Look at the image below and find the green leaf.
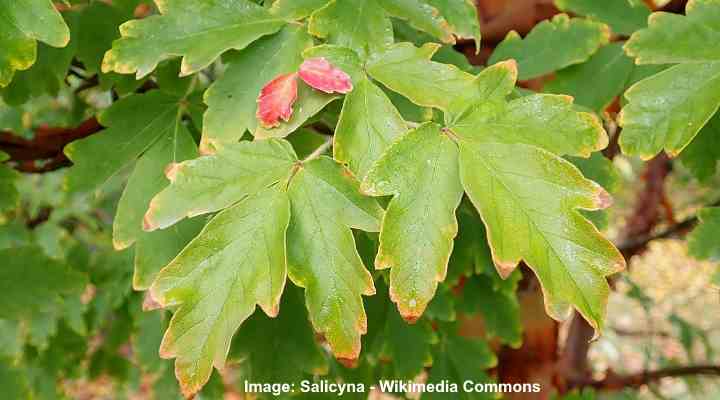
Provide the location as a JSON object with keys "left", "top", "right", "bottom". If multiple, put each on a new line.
{"left": 308, "top": 0, "right": 393, "bottom": 59}
{"left": 334, "top": 76, "right": 407, "bottom": 179}
{"left": 381, "top": 0, "right": 455, "bottom": 44}
{"left": 230, "top": 286, "right": 328, "bottom": 385}
{"left": 0, "top": 360, "right": 29, "bottom": 399}
{"left": 102, "top": 0, "right": 285, "bottom": 78}
{"left": 144, "top": 139, "right": 297, "bottom": 230}
{"left": 286, "top": 157, "right": 383, "bottom": 361}
{"left": 618, "top": 62, "right": 720, "bottom": 159}
{"left": 254, "top": 83, "right": 339, "bottom": 139}
{"left": 366, "top": 42, "right": 475, "bottom": 112}
{"left": 270, "top": 0, "right": 331, "bottom": 20}
{"left": 425, "top": 284, "right": 456, "bottom": 321}
{"left": 624, "top": 0, "right": 720, "bottom": 65}
{"left": 0, "top": 151, "right": 18, "bottom": 212}
{"left": 65, "top": 91, "right": 186, "bottom": 193}
{"left": 544, "top": 43, "right": 635, "bottom": 112}
{"left": 133, "top": 218, "right": 205, "bottom": 291}
{"left": 74, "top": 2, "right": 130, "bottom": 74}
{"left": 688, "top": 207, "right": 720, "bottom": 261}
{"left": 0, "top": 0, "right": 70, "bottom": 86}
{"left": 488, "top": 14, "right": 610, "bottom": 80}
{"left": 362, "top": 123, "right": 463, "bottom": 320}
{"left": 554, "top": 0, "right": 650, "bottom": 36}
{"left": 459, "top": 140, "right": 625, "bottom": 332}
{"left": 426, "top": 0, "right": 481, "bottom": 45}
{"left": 131, "top": 303, "right": 166, "bottom": 374}
{"left": 461, "top": 275, "right": 522, "bottom": 347}
{"left": 113, "top": 113, "right": 198, "bottom": 249}
{"left": 425, "top": 331, "right": 496, "bottom": 400}
{"left": 450, "top": 93, "right": 608, "bottom": 157}
{"left": 0, "top": 320, "right": 22, "bottom": 360}
{"left": 1, "top": 34, "right": 77, "bottom": 106}
{"left": 150, "top": 187, "right": 290, "bottom": 396}
{"left": 680, "top": 112, "right": 720, "bottom": 182}
{"left": 0, "top": 246, "right": 87, "bottom": 320}
{"left": 381, "top": 307, "right": 436, "bottom": 378}
{"left": 202, "top": 26, "right": 313, "bottom": 150}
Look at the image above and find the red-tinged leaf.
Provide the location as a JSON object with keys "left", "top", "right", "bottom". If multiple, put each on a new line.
{"left": 299, "top": 57, "right": 353, "bottom": 94}
{"left": 256, "top": 72, "right": 299, "bottom": 128}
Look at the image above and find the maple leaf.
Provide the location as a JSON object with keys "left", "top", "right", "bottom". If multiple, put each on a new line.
{"left": 489, "top": 14, "right": 610, "bottom": 80}
{"left": 256, "top": 72, "right": 299, "bottom": 128}
{"left": 364, "top": 46, "right": 623, "bottom": 332}
{"left": 298, "top": 57, "right": 353, "bottom": 93}
{"left": 144, "top": 139, "right": 382, "bottom": 380}
{"left": 620, "top": 0, "right": 720, "bottom": 159}
{"left": 362, "top": 123, "right": 463, "bottom": 321}
{"left": 0, "top": 0, "right": 70, "bottom": 86}
{"left": 458, "top": 140, "right": 623, "bottom": 331}
{"left": 102, "top": 0, "right": 285, "bottom": 78}
{"left": 151, "top": 186, "right": 290, "bottom": 396}
{"left": 286, "top": 156, "right": 383, "bottom": 361}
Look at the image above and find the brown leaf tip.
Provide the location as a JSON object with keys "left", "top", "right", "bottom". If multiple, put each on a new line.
{"left": 164, "top": 162, "right": 182, "bottom": 182}
{"left": 594, "top": 187, "right": 613, "bottom": 209}
{"left": 494, "top": 260, "right": 517, "bottom": 279}
{"left": 143, "top": 212, "right": 157, "bottom": 232}
{"left": 336, "top": 357, "right": 359, "bottom": 368}
{"left": 142, "top": 291, "right": 162, "bottom": 311}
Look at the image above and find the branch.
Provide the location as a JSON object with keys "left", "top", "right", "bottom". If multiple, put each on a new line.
{"left": 583, "top": 365, "right": 720, "bottom": 391}
{"left": 617, "top": 197, "right": 720, "bottom": 255}
{"left": 1, "top": 117, "right": 102, "bottom": 173}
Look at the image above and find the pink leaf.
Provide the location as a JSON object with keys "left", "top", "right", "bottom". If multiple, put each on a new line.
{"left": 299, "top": 57, "right": 353, "bottom": 94}
{"left": 256, "top": 72, "right": 299, "bottom": 128}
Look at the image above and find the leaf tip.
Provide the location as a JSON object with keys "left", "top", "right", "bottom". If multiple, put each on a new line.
{"left": 495, "top": 260, "right": 517, "bottom": 279}
{"left": 142, "top": 292, "right": 162, "bottom": 311}
{"left": 164, "top": 162, "right": 183, "bottom": 182}
{"left": 143, "top": 211, "right": 158, "bottom": 232}
{"left": 497, "top": 59, "right": 518, "bottom": 80}
{"left": 593, "top": 187, "right": 613, "bottom": 209}
{"left": 336, "top": 357, "right": 359, "bottom": 368}
{"left": 198, "top": 137, "right": 217, "bottom": 155}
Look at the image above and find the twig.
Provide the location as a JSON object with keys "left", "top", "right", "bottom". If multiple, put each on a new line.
{"left": 302, "top": 136, "right": 333, "bottom": 163}
{"left": 582, "top": 365, "right": 720, "bottom": 391}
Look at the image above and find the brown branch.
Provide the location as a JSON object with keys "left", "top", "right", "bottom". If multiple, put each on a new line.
{"left": 1, "top": 117, "right": 103, "bottom": 173}
{"left": 583, "top": 365, "right": 720, "bottom": 391}
{"left": 618, "top": 197, "right": 720, "bottom": 254}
